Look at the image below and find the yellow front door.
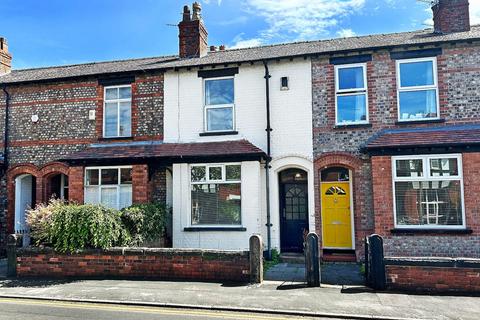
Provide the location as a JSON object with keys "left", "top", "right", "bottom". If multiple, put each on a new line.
{"left": 321, "top": 182, "right": 352, "bottom": 249}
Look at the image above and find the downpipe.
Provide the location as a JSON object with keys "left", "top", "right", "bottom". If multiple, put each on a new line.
{"left": 263, "top": 61, "right": 272, "bottom": 260}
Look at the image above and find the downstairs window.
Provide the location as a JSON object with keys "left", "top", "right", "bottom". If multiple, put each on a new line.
{"left": 392, "top": 155, "right": 465, "bottom": 229}
{"left": 190, "top": 164, "right": 241, "bottom": 225}
{"left": 84, "top": 166, "right": 132, "bottom": 210}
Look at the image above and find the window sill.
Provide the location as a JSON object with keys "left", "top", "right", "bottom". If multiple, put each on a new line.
{"left": 390, "top": 228, "right": 472, "bottom": 235}
{"left": 395, "top": 118, "right": 445, "bottom": 125}
{"left": 98, "top": 136, "right": 134, "bottom": 141}
{"left": 199, "top": 131, "right": 238, "bottom": 137}
{"left": 183, "top": 227, "right": 247, "bottom": 232}
{"left": 334, "top": 123, "right": 372, "bottom": 130}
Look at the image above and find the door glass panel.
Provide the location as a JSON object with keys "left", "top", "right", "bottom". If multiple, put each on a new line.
{"left": 321, "top": 167, "right": 349, "bottom": 182}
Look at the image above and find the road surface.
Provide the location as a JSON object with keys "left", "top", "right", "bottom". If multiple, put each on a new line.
{"left": 0, "top": 297, "right": 333, "bottom": 320}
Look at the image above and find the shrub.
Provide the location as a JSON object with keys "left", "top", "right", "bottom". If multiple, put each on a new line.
{"left": 121, "top": 202, "right": 168, "bottom": 245}
{"left": 27, "top": 201, "right": 130, "bottom": 253}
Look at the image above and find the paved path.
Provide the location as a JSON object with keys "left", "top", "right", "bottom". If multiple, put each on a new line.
{"left": 265, "top": 262, "right": 364, "bottom": 286}
{"left": 0, "top": 279, "right": 478, "bottom": 320}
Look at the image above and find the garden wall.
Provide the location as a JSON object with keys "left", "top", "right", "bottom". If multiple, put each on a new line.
{"left": 385, "top": 257, "right": 480, "bottom": 293}
{"left": 15, "top": 247, "right": 251, "bottom": 282}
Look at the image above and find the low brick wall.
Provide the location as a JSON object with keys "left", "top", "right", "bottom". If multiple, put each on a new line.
{"left": 16, "top": 247, "right": 251, "bottom": 282}
{"left": 385, "top": 257, "right": 480, "bottom": 293}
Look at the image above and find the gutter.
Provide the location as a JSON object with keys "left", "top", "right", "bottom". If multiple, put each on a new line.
{"left": 1, "top": 84, "right": 9, "bottom": 171}
{"left": 263, "top": 61, "right": 272, "bottom": 260}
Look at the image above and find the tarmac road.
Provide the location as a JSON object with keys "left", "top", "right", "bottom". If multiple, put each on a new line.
{"left": 0, "top": 297, "right": 337, "bottom": 320}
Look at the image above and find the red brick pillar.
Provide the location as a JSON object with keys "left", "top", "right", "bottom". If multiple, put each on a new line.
{"left": 68, "top": 166, "right": 84, "bottom": 204}
{"left": 132, "top": 164, "right": 149, "bottom": 203}
{"left": 371, "top": 156, "right": 393, "bottom": 235}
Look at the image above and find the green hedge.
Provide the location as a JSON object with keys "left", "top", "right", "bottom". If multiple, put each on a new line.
{"left": 27, "top": 200, "right": 169, "bottom": 253}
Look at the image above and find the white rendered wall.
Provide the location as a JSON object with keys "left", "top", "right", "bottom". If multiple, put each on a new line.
{"left": 165, "top": 59, "right": 314, "bottom": 251}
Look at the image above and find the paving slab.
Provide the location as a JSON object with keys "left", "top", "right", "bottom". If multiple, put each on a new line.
{"left": 0, "top": 278, "right": 478, "bottom": 320}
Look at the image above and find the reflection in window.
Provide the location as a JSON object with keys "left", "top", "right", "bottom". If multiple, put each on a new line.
{"left": 335, "top": 64, "right": 368, "bottom": 125}
{"left": 84, "top": 167, "right": 132, "bottom": 210}
{"left": 104, "top": 86, "right": 132, "bottom": 137}
{"left": 205, "top": 78, "right": 234, "bottom": 132}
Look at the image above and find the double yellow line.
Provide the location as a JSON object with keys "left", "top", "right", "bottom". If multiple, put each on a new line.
{"left": 0, "top": 298, "right": 308, "bottom": 320}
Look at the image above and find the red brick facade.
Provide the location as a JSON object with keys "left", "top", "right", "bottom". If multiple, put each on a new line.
{"left": 16, "top": 248, "right": 250, "bottom": 282}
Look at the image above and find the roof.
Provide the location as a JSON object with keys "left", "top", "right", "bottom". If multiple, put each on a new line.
{"left": 365, "top": 124, "right": 480, "bottom": 153}
{"left": 2, "top": 25, "right": 480, "bottom": 84}
{"left": 60, "top": 140, "right": 266, "bottom": 165}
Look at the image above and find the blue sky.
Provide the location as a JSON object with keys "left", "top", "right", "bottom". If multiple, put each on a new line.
{"left": 1, "top": 0, "right": 479, "bottom": 69}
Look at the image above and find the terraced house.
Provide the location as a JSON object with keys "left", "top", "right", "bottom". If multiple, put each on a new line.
{"left": 0, "top": 0, "right": 479, "bottom": 264}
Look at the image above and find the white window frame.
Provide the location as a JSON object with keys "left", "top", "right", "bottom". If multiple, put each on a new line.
{"left": 84, "top": 166, "right": 133, "bottom": 210}
{"left": 203, "top": 77, "right": 236, "bottom": 133}
{"left": 396, "top": 57, "right": 440, "bottom": 122}
{"left": 334, "top": 63, "right": 369, "bottom": 126}
{"left": 189, "top": 163, "right": 242, "bottom": 227}
{"left": 103, "top": 85, "right": 132, "bottom": 138}
{"left": 392, "top": 154, "right": 466, "bottom": 230}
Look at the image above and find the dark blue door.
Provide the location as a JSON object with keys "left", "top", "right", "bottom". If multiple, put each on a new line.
{"left": 280, "top": 182, "right": 309, "bottom": 252}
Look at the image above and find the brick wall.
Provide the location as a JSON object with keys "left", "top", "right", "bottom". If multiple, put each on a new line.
{"left": 385, "top": 256, "right": 480, "bottom": 293}
{"left": 16, "top": 247, "right": 250, "bottom": 282}
{"left": 311, "top": 42, "right": 480, "bottom": 259}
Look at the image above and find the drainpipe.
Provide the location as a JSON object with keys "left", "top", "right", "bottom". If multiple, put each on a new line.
{"left": 263, "top": 61, "right": 272, "bottom": 260}
{"left": 1, "top": 85, "right": 9, "bottom": 171}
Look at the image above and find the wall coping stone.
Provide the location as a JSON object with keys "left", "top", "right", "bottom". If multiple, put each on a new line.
{"left": 385, "top": 256, "right": 480, "bottom": 269}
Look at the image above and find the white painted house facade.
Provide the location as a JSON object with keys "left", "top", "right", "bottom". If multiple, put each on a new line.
{"left": 164, "top": 59, "right": 314, "bottom": 251}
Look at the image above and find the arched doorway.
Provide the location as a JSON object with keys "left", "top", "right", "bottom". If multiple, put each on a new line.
{"left": 279, "top": 168, "right": 309, "bottom": 252}
{"left": 14, "top": 174, "right": 36, "bottom": 246}
{"left": 320, "top": 167, "right": 354, "bottom": 250}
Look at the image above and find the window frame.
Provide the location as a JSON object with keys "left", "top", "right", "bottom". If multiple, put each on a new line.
{"left": 396, "top": 57, "right": 440, "bottom": 122}
{"left": 334, "top": 63, "right": 369, "bottom": 126}
{"left": 391, "top": 154, "right": 466, "bottom": 230}
{"left": 203, "top": 76, "right": 236, "bottom": 133}
{"left": 103, "top": 84, "right": 132, "bottom": 138}
{"left": 189, "top": 163, "right": 242, "bottom": 227}
{"left": 84, "top": 165, "right": 133, "bottom": 210}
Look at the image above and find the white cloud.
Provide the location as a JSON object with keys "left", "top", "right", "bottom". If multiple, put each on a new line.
{"left": 231, "top": 0, "right": 365, "bottom": 47}
{"left": 231, "top": 33, "right": 264, "bottom": 49}
{"left": 202, "top": 0, "right": 223, "bottom": 5}
{"left": 337, "top": 28, "right": 356, "bottom": 38}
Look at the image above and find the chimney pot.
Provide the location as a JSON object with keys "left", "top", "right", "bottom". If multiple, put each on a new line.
{"left": 219, "top": 45, "right": 226, "bottom": 51}
{"left": 210, "top": 45, "right": 217, "bottom": 52}
{"left": 192, "top": 2, "right": 202, "bottom": 21}
{"left": 182, "top": 5, "right": 191, "bottom": 22}
{"left": 0, "top": 37, "right": 12, "bottom": 75}
{"left": 432, "top": 0, "right": 470, "bottom": 34}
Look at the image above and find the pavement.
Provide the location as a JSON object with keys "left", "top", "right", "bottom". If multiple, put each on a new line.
{"left": 0, "top": 278, "right": 478, "bottom": 320}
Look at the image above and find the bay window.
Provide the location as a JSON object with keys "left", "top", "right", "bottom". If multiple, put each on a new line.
{"left": 204, "top": 78, "right": 235, "bottom": 132}
{"left": 84, "top": 166, "right": 132, "bottom": 210}
{"left": 335, "top": 63, "right": 368, "bottom": 125}
{"left": 396, "top": 57, "right": 439, "bottom": 121}
{"left": 392, "top": 155, "right": 465, "bottom": 229}
{"left": 104, "top": 85, "right": 132, "bottom": 138}
{"left": 190, "top": 164, "right": 241, "bottom": 225}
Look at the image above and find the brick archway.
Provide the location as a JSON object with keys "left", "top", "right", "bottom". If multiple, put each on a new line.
{"left": 314, "top": 152, "right": 371, "bottom": 260}
{"left": 6, "top": 162, "right": 71, "bottom": 234}
{"left": 39, "top": 162, "right": 71, "bottom": 202}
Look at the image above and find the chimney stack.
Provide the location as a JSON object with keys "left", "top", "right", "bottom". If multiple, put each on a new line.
{"left": 432, "top": 0, "right": 470, "bottom": 34}
{"left": 178, "top": 2, "right": 208, "bottom": 59}
{"left": 0, "top": 37, "right": 12, "bottom": 75}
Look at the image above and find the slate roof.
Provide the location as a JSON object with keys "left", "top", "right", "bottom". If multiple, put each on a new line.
{"left": 2, "top": 25, "right": 480, "bottom": 84}
{"left": 365, "top": 124, "right": 480, "bottom": 151}
{"left": 60, "top": 140, "right": 266, "bottom": 164}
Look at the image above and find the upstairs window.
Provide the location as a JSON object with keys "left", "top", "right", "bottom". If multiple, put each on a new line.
{"left": 104, "top": 85, "right": 132, "bottom": 138}
{"left": 204, "top": 78, "right": 234, "bottom": 132}
{"left": 335, "top": 64, "right": 368, "bottom": 125}
{"left": 190, "top": 164, "right": 241, "bottom": 225}
{"left": 397, "top": 58, "right": 439, "bottom": 121}
{"left": 392, "top": 155, "right": 465, "bottom": 229}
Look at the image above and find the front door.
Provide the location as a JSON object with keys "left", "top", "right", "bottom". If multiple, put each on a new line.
{"left": 321, "top": 182, "right": 352, "bottom": 249}
{"left": 280, "top": 181, "right": 309, "bottom": 252}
